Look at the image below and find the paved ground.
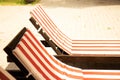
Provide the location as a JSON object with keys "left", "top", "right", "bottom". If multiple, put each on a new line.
{"left": 41, "top": 0, "right": 120, "bottom": 8}
{"left": 0, "top": 0, "right": 120, "bottom": 68}
{"left": 0, "top": 5, "right": 33, "bottom": 68}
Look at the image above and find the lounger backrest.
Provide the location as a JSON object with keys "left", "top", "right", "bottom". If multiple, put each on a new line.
{"left": 12, "top": 28, "right": 83, "bottom": 80}
{"left": 30, "top": 5, "right": 72, "bottom": 54}
{"left": 0, "top": 66, "right": 16, "bottom": 80}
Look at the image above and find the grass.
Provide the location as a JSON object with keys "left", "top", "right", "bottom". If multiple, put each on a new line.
{"left": 0, "top": 0, "right": 40, "bottom": 5}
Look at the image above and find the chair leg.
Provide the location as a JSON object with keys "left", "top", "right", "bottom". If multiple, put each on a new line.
{"left": 29, "top": 17, "right": 40, "bottom": 30}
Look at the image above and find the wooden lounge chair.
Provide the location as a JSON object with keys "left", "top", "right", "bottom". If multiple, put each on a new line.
{"left": 30, "top": 5, "right": 120, "bottom": 56}
{"left": 3, "top": 27, "right": 120, "bottom": 80}
{"left": 0, "top": 66, "right": 16, "bottom": 80}
{"left": 5, "top": 28, "right": 120, "bottom": 70}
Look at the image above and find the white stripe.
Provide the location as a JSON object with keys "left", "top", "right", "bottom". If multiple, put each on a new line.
{"left": 37, "top": 5, "right": 72, "bottom": 43}
{"left": 35, "top": 7, "right": 71, "bottom": 53}
{"left": 13, "top": 46, "right": 45, "bottom": 80}
{"left": 72, "top": 47, "right": 120, "bottom": 50}
{"left": 83, "top": 70, "right": 120, "bottom": 73}
{"left": 71, "top": 50, "right": 120, "bottom": 57}
{"left": 26, "top": 31, "right": 67, "bottom": 79}
{"left": 36, "top": 6, "right": 72, "bottom": 46}
{"left": 72, "top": 40, "right": 120, "bottom": 44}
{"left": 84, "top": 74, "right": 120, "bottom": 79}
{"left": 26, "top": 30, "right": 83, "bottom": 79}
{"left": 23, "top": 33, "right": 57, "bottom": 80}
{"left": 72, "top": 43, "right": 120, "bottom": 46}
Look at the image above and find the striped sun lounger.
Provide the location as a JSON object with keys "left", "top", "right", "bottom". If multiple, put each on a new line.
{"left": 0, "top": 66, "right": 16, "bottom": 80}
{"left": 4, "top": 27, "right": 120, "bottom": 80}
{"left": 30, "top": 5, "right": 120, "bottom": 56}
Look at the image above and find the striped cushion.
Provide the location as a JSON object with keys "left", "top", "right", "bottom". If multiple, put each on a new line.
{"left": 0, "top": 66, "right": 16, "bottom": 80}
{"left": 71, "top": 40, "right": 120, "bottom": 56}
{"left": 13, "top": 29, "right": 83, "bottom": 80}
{"left": 83, "top": 70, "right": 120, "bottom": 80}
{"left": 30, "top": 5, "right": 72, "bottom": 54}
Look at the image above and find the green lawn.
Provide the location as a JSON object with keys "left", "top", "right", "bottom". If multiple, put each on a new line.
{"left": 0, "top": 0, "right": 39, "bottom": 5}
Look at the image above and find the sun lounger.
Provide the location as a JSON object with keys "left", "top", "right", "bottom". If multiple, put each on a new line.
{"left": 5, "top": 27, "right": 120, "bottom": 69}
{"left": 30, "top": 5, "right": 120, "bottom": 56}
{"left": 3, "top": 27, "right": 120, "bottom": 80}
{"left": 0, "top": 66, "right": 16, "bottom": 80}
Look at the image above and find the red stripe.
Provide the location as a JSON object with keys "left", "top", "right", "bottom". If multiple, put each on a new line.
{"left": 38, "top": 5, "right": 71, "bottom": 42}
{"left": 23, "top": 33, "right": 62, "bottom": 80}
{"left": 37, "top": 6, "right": 72, "bottom": 47}
{"left": 32, "top": 9, "right": 53, "bottom": 39}
{"left": 37, "top": 6, "right": 71, "bottom": 46}
{"left": 32, "top": 9, "right": 71, "bottom": 54}
{"left": 35, "top": 8, "right": 58, "bottom": 38}
{"left": 33, "top": 6, "right": 71, "bottom": 53}
{"left": 33, "top": 9, "right": 58, "bottom": 44}
{"left": 36, "top": 7, "right": 72, "bottom": 48}
{"left": 33, "top": 9, "right": 54, "bottom": 39}
{"left": 27, "top": 29, "right": 66, "bottom": 65}
{"left": 27, "top": 29, "right": 64, "bottom": 67}
{"left": 27, "top": 30, "right": 48, "bottom": 55}
{"left": 0, "top": 71, "right": 9, "bottom": 80}
{"left": 27, "top": 30, "right": 83, "bottom": 79}
{"left": 17, "top": 44, "right": 49, "bottom": 80}
{"left": 33, "top": 9, "right": 62, "bottom": 46}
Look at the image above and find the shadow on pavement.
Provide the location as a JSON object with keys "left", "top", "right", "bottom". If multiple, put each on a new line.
{"left": 41, "top": 0, "right": 120, "bottom": 8}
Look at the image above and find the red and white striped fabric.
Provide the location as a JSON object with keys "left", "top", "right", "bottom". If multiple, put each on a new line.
{"left": 13, "top": 29, "right": 83, "bottom": 80}
{"left": 12, "top": 28, "right": 120, "bottom": 80}
{"left": 30, "top": 5, "right": 72, "bottom": 54}
{"left": 83, "top": 70, "right": 120, "bottom": 80}
{"left": 0, "top": 66, "right": 16, "bottom": 80}
{"left": 30, "top": 5, "right": 120, "bottom": 56}
{"left": 71, "top": 40, "right": 120, "bottom": 56}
